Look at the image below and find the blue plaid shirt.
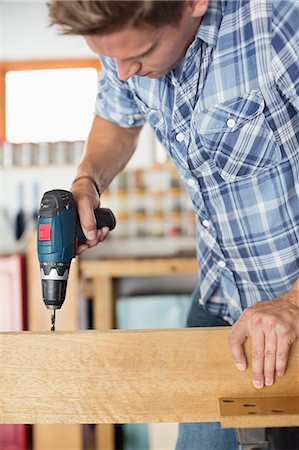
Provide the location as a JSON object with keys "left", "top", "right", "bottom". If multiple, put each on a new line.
{"left": 95, "top": 0, "right": 299, "bottom": 323}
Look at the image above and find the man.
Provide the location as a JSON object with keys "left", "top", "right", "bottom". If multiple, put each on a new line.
{"left": 49, "top": 1, "right": 299, "bottom": 448}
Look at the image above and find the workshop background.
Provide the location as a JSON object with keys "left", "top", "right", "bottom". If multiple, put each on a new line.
{"left": 0, "top": 2, "right": 197, "bottom": 450}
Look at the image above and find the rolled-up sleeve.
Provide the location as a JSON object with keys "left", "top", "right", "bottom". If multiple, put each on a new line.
{"left": 95, "top": 56, "right": 146, "bottom": 128}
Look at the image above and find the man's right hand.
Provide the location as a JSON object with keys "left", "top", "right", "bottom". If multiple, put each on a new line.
{"left": 71, "top": 175, "right": 110, "bottom": 254}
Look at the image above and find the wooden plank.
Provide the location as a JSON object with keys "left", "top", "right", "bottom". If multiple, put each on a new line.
{"left": 219, "top": 396, "right": 299, "bottom": 428}
{"left": 1, "top": 328, "right": 298, "bottom": 428}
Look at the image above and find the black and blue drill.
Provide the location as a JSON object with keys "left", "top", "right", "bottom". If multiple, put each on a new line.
{"left": 37, "top": 189, "right": 116, "bottom": 331}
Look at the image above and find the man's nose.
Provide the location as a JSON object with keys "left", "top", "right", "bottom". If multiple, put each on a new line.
{"left": 116, "top": 60, "right": 141, "bottom": 80}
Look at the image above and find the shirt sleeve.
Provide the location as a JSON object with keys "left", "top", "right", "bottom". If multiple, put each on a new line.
{"left": 271, "top": 1, "right": 299, "bottom": 111}
{"left": 95, "top": 56, "right": 146, "bottom": 128}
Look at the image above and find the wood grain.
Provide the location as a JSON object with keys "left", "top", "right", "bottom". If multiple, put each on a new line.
{"left": 1, "top": 328, "right": 298, "bottom": 428}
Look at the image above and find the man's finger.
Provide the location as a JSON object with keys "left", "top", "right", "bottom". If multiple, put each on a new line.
{"left": 76, "top": 199, "right": 97, "bottom": 241}
{"left": 98, "top": 226, "right": 110, "bottom": 242}
{"left": 251, "top": 327, "right": 265, "bottom": 389}
{"left": 263, "top": 331, "right": 277, "bottom": 386}
{"left": 228, "top": 321, "right": 248, "bottom": 371}
{"left": 76, "top": 244, "right": 89, "bottom": 255}
{"left": 275, "top": 338, "right": 290, "bottom": 377}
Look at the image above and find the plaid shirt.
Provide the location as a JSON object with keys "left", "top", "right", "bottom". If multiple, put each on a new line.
{"left": 95, "top": 0, "right": 299, "bottom": 323}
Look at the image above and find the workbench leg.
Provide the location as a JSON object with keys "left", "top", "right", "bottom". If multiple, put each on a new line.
{"left": 33, "top": 424, "right": 81, "bottom": 450}
{"left": 93, "top": 275, "right": 114, "bottom": 330}
{"left": 93, "top": 275, "right": 115, "bottom": 450}
{"left": 95, "top": 424, "right": 114, "bottom": 450}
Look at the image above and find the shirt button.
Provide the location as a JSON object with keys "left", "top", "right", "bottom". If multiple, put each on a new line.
{"left": 202, "top": 219, "right": 210, "bottom": 228}
{"left": 227, "top": 118, "right": 236, "bottom": 128}
{"left": 127, "top": 117, "right": 134, "bottom": 126}
{"left": 176, "top": 133, "right": 184, "bottom": 142}
{"left": 187, "top": 178, "right": 196, "bottom": 187}
{"left": 218, "top": 260, "right": 226, "bottom": 268}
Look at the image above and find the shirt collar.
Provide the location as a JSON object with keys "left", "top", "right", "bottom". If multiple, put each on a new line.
{"left": 193, "top": 0, "right": 226, "bottom": 49}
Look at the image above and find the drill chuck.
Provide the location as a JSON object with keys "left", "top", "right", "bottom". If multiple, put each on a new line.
{"left": 40, "top": 262, "right": 70, "bottom": 309}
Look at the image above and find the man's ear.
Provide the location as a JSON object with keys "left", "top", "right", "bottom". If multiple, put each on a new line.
{"left": 187, "top": 0, "right": 209, "bottom": 18}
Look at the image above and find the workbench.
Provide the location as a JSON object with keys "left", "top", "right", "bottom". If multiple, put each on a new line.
{"left": 21, "top": 232, "right": 299, "bottom": 450}
{"left": 26, "top": 230, "right": 198, "bottom": 450}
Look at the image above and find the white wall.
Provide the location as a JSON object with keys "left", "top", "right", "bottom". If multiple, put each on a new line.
{"left": 0, "top": 1, "right": 94, "bottom": 60}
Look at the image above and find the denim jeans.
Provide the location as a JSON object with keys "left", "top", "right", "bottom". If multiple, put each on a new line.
{"left": 175, "top": 286, "right": 238, "bottom": 450}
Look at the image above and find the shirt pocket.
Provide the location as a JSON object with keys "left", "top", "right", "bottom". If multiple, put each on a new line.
{"left": 132, "top": 93, "right": 165, "bottom": 143}
{"left": 194, "top": 90, "right": 281, "bottom": 182}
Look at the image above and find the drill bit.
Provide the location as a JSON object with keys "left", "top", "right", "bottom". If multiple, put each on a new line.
{"left": 51, "top": 309, "right": 56, "bottom": 331}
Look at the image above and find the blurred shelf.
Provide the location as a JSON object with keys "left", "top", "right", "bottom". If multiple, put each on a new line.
{"left": 80, "top": 236, "right": 196, "bottom": 260}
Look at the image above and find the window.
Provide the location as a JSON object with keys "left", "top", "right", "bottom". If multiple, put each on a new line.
{"left": 6, "top": 68, "right": 98, "bottom": 143}
{"left": 0, "top": 59, "right": 100, "bottom": 142}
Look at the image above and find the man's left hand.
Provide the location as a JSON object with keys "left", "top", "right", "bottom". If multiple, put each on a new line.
{"left": 228, "top": 280, "right": 299, "bottom": 389}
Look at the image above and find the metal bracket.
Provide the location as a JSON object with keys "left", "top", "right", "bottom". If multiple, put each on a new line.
{"left": 235, "top": 428, "right": 269, "bottom": 450}
{"left": 219, "top": 396, "right": 299, "bottom": 429}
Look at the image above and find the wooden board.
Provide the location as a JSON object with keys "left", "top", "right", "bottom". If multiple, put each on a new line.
{"left": 1, "top": 328, "right": 298, "bottom": 428}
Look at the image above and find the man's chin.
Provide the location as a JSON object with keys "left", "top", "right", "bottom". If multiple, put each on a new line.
{"left": 140, "top": 70, "right": 170, "bottom": 79}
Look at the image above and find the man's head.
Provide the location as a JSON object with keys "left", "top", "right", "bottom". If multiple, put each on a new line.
{"left": 49, "top": 0, "right": 208, "bottom": 79}
{"left": 48, "top": 1, "right": 187, "bottom": 36}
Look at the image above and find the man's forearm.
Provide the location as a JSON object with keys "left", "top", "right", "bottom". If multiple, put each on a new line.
{"left": 76, "top": 114, "right": 142, "bottom": 193}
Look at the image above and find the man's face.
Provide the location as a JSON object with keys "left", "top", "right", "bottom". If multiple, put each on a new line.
{"left": 84, "top": 4, "right": 202, "bottom": 80}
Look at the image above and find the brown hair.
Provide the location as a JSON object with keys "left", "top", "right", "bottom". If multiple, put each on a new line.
{"left": 48, "top": 1, "right": 185, "bottom": 36}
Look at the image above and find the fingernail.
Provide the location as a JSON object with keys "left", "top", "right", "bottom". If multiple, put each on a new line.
{"left": 87, "top": 231, "right": 96, "bottom": 240}
{"left": 100, "top": 229, "right": 109, "bottom": 241}
{"left": 265, "top": 377, "right": 273, "bottom": 386}
{"left": 253, "top": 379, "right": 263, "bottom": 389}
{"left": 236, "top": 363, "right": 246, "bottom": 371}
{"left": 276, "top": 371, "right": 284, "bottom": 377}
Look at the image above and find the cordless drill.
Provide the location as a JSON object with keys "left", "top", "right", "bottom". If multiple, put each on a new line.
{"left": 37, "top": 189, "right": 116, "bottom": 331}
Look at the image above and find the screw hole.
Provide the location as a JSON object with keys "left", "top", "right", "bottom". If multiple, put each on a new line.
{"left": 248, "top": 411, "right": 257, "bottom": 415}
{"left": 272, "top": 409, "right": 284, "bottom": 413}
{"left": 223, "top": 399, "right": 234, "bottom": 403}
{"left": 243, "top": 404, "right": 256, "bottom": 407}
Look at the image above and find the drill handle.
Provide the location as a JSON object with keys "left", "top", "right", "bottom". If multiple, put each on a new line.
{"left": 76, "top": 207, "right": 116, "bottom": 246}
